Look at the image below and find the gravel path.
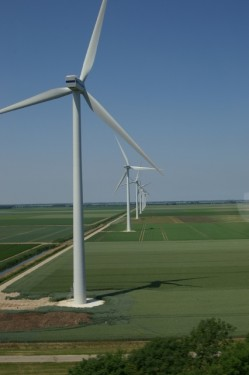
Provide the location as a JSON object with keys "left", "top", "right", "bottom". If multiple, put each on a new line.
{"left": 0, "top": 354, "right": 97, "bottom": 362}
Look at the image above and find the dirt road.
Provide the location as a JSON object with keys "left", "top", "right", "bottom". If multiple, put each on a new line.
{"left": 0, "top": 354, "right": 97, "bottom": 363}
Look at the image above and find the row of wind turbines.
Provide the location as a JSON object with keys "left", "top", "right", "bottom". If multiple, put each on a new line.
{"left": 0, "top": 0, "right": 162, "bottom": 305}
{"left": 115, "top": 137, "right": 154, "bottom": 232}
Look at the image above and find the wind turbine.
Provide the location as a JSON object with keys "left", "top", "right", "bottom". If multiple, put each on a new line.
{"left": 115, "top": 138, "right": 155, "bottom": 232}
{"left": 142, "top": 187, "right": 149, "bottom": 211}
{"left": 138, "top": 182, "right": 150, "bottom": 214}
{"left": 0, "top": 0, "right": 161, "bottom": 305}
{"left": 134, "top": 172, "right": 140, "bottom": 220}
{"left": 133, "top": 172, "right": 151, "bottom": 219}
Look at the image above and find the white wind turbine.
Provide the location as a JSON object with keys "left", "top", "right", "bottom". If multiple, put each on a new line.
{"left": 0, "top": 0, "right": 161, "bottom": 305}
{"left": 134, "top": 172, "right": 140, "bottom": 220}
{"left": 138, "top": 182, "right": 150, "bottom": 214}
{"left": 142, "top": 187, "right": 149, "bottom": 211}
{"left": 115, "top": 138, "right": 155, "bottom": 232}
{"left": 133, "top": 172, "right": 151, "bottom": 219}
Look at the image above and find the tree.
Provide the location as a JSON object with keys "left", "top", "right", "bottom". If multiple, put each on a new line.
{"left": 68, "top": 318, "right": 237, "bottom": 375}
{"left": 186, "top": 318, "right": 236, "bottom": 370}
{"left": 128, "top": 337, "right": 189, "bottom": 375}
{"left": 208, "top": 341, "right": 249, "bottom": 375}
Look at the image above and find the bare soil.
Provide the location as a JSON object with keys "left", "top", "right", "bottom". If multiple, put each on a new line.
{"left": 0, "top": 311, "right": 91, "bottom": 332}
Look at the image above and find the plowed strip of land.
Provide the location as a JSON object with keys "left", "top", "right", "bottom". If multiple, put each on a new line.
{"left": 160, "top": 226, "right": 168, "bottom": 240}
{"left": 139, "top": 224, "right": 146, "bottom": 242}
{"left": 169, "top": 216, "right": 183, "bottom": 223}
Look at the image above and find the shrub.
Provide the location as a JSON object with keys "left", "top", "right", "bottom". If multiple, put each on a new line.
{"left": 68, "top": 318, "right": 237, "bottom": 375}
{"left": 186, "top": 318, "right": 236, "bottom": 369}
{"left": 68, "top": 351, "right": 135, "bottom": 375}
{"left": 129, "top": 337, "right": 189, "bottom": 375}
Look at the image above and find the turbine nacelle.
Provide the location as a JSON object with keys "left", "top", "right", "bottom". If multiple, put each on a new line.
{"left": 65, "top": 75, "right": 85, "bottom": 93}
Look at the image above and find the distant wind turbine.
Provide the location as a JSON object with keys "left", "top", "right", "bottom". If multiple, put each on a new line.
{"left": 134, "top": 172, "right": 140, "bottom": 219}
{"left": 142, "top": 187, "right": 149, "bottom": 211}
{"left": 133, "top": 173, "right": 151, "bottom": 219}
{"left": 0, "top": 0, "right": 161, "bottom": 305}
{"left": 138, "top": 182, "right": 150, "bottom": 214}
{"left": 115, "top": 138, "right": 155, "bottom": 231}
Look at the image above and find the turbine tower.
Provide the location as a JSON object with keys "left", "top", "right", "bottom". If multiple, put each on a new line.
{"left": 115, "top": 138, "right": 154, "bottom": 231}
{"left": 0, "top": 0, "right": 161, "bottom": 305}
{"left": 142, "top": 188, "right": 149, "bottom": 211}
{"left": 134, "top": 172, "right": 140, "bottom": 220}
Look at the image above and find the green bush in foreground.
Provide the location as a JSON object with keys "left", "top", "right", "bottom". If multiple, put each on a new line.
{"left": 68, "top": 351, "right": 136, "bottom": 375}
{"left": 129, "top": 337, "right": 189, "bottom": 375}
{"left": 69, "top": 318, "right": 246, "bottom": 375}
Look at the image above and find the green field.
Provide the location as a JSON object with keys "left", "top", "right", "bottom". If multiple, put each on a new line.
{"left": 88, "top": 203, "right": 249, "bottom": 241}
{"left": 1, "top": 203, "right": 249, "bottom": 341}
{"left": 0, "top": 205, "right": 125, "bottom": 266}
{"left": 0, "top": 244, "right": 35, "bottom": 261}
{"left": 0, "top": 363, "right": 73, "bottom": 375}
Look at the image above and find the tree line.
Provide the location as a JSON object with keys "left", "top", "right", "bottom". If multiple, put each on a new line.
{"left": 68, "top": 318, "right": 249, "bottom": 375}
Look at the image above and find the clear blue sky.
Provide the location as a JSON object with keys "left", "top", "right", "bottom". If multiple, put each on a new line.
{"left": 0, "top": 0, "right": 248, "bottom": 204}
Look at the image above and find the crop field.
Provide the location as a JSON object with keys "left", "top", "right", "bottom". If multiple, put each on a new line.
{"left": 0, "top": 205, "right": 125, "bottom": 266}
{"left": 88, "top": 203, "right": 249, "bottom": 242}
{"left": 1, "top": 203, "right": 249, "bottom": 342}
{"left": 0, "top": 363, "right": 73, "bottom": 375}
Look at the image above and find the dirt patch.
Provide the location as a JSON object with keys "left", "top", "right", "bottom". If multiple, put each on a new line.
{"left": 177, "top": 215, "right": 215, "bottom": 223}
{"left": 140, "top": 216, "right": 180, "bottom": 224}
{"left": 0, "top": 311, "right": 91, "bottom": 332}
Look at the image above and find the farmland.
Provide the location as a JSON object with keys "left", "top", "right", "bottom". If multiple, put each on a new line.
{"left": 89, "top": 203, "right": 249, "bottom": 241}
{"left": 0, "top": 205, "right": 125, "bottom": 273}
{"left": 1, "top": 202, "right": 249, "bottom": 342}
{"left": 0, "top": 204, "right": 126, "bottom": 244}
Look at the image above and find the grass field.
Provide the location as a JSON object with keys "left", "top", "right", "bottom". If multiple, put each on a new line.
{"left": 0, "top": 363, "right": 74, "bottom": 375}
{"left": 0, "top": 342, "right": 145, "bottom": 375}
{"left": 1, "top": 203, "right": 249, "bottom": 342}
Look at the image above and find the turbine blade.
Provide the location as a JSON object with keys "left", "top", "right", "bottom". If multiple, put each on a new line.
{"left": 115, "top": 171, "right": 127, "bottom": 192}
{"left": 0, "top": 88, "right": 71, "bottom": 114}
{"left": 116, "top": 137, "right": 129, "bottom": 166}
{"left": 135, "top": 170, "right": 140, "bottom": 182}
{"left": 80, "top": 0, "right": 108, "bottom": 82}
{"left": 141, "top": 182, "right": 150, "bottom": 188}
{"left": 84, "top": 91, "right": 162, "bottom": 174}
{"left": 130, "top": 166, "right": 155, "bottom": 171}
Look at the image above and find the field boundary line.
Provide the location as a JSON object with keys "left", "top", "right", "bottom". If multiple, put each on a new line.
{"left": 188, "top": 224, "right": 208, "bottom": 238}
{"left": 160, "top": 226, "right": 168, "bottom": 241}
{"left": 139, "top": 224, "right": 146, "bottom": 242}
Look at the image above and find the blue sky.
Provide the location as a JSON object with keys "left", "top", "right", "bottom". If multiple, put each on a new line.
{"left": 0, "top": 0, "right": 248, "bottom": 204}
